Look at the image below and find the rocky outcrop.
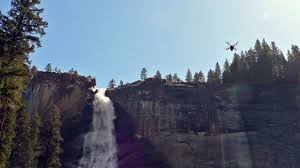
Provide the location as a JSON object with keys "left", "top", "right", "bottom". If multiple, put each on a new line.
{"left": 26, "top": 72, "right": 95, "bottom": 168}
{"left": 107, "top": 78, "right": 300, "bottom": 168}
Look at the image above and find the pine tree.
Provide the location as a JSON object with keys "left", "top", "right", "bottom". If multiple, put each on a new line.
{"left": 198, "top": 71, "right": 205, "bottom": 83}
{"left": 0, "top": 0, "right": 47, "bottom": 166}
{"left": 54, "top": 67, "right": 59, "bottom": 73}
{"left": 68, "top": 68, "right": 76, "bottom": 74}
{"left": 119, "top": 80, "right": 124, "bottom": 87}
{"left": 207, "top": 69, "right": 215, "bottom": 84}
{"left": 222, "top": 59, "right": 231, "bottom": 84}
{"left": 245, "top": 48, "right": 256, "bottom": 82}
{"left": 287, "top": 50, "right": 294, "bottom": 62}
{"left": 185, "top": 69, "right": 192, "bottom": 83}
{"left": 173, "top": 73, "right": 180, "bottom": 83}
{"left": 154, "top": 70, "right": 162, "bottom": 80}
{"left": 271, "top": 42, "right": 287, "bottom": 82}
{"left": 214, "top": 62, "right": 222, "bottom": 84}
{"left": 31, "top": 111, "right": 41, "bottom": 168}
{"left": 230, "top": 53, "right": 241, "bottom": 83}
{"left": 260, "top": 39, "right": 273, "bottom": 83}
{"left": 30, "top": 65, "right": 38, "bottom": 76}
{"left": 193, "top": 72, "right": 200, "bottom": 83}
{"left": 108, "top": 79, "right": 116, "bottom": 88}
{"left": 287, "top": 45, "right": 300, "bottom": 82}
{"left": 9, "top": 106, "right": 34, "bottom": 168}
{"left": 47, "top": 106, "right": 63, "bottom": 168}
{"left": 240, "top": 52, "right": 250, "bottom": 82}
{"left": 165, "top": 74, "right": 173, "bottom": 84}
{"left": 140, "top": 68, "right": 147, "bottom": 81}
{"left": 45, "top": 63, "right": 52, "bottom": 72}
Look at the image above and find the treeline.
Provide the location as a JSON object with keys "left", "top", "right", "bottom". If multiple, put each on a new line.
{"left": 0, "top": 1, "right": 63, "bottom": 168}
{"left": 31, "top": 63, "right": 80, "bottom": 75}
{"left": 109, "top": 39, "right": 300, "bottom": 88}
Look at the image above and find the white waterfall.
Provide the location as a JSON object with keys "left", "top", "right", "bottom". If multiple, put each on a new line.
{"left": 78, "top": 88, "right": 118, "bottom": 168}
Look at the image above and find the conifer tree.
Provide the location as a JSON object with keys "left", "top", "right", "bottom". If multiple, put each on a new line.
{"left": 140, "top": 68, "right": 147, "bottom": 81}
{"left": 198, "top": 71, "right": 205, "bottom": 83}
{"left": 222, "top": 59, "right": 231, "bottom": 84}
{"left": 258, "top": 39, "right": 273, "bottom": 83}
{"left": 54, "top": 67, "right": 59, "bottom": 73}
{"left": 165, "top": 74, "right": 173, "bottom": 84}
{"left": 0, "top": 0, "right": 47, "bottom": 166}
{"left": 271, "top": 42, "right": 287, "bottom": 81}
{"left": 45, "top": 63, "right": 52, "bottom": 72}
{"left": 230, "top": 53, "right": 241, "bottom": 83}
{"left": 245, "top": 48, "right": 256, "bottom": 82}
{"left": 240, "top": 52, "right": 250, "bottom": 82}
{"left": 214, "top": 62, "right": 222, "bottom": 84}
{"left": 154, "top": 70, "right": 162, "bottom": 80}
{"left": 119, "top": 80, "right": 124, "bottom": 87}
{"left": 31, "top": 65, "right": 38, "bottom": 76}
{"left": 9, "top": 106, "right": 33, "bottom": 168}
{"left": 47, "top": 106, "right": 63, "bottom": 168}
{"left": 193, "top": 72, "right": 200, "bottom": 83}
{"left": 173, "top": 73, "right": 180, "bottom": 83}
{"left": 207, "top": 69, "right": 214, "bottom": 84}
{"left": 31, "top": 111, "right": 41, "bottom": 168}
{"left": 185, "top": 69, "right": 192, "bottom": 83}
{"left": 287, "top": 45, "right": 300, "bottom": 82}
{"left": 68, "top": 68, "right": 76, "bottom": 74}
{"left": 108, "top": 79, "right": 116, "bottom": 88}
{"left": 287, "top": 50, "right": 294, "bottom": 62}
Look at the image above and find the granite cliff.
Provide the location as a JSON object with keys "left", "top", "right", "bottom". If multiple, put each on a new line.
{"left": 26, "top": 72, "right": 95, "bottom": 168}
{"left": 107, "top": 78, "right": 300, "bottom": 168}
{"left": 26, "top": 73, "right": 300, "bottom": 168}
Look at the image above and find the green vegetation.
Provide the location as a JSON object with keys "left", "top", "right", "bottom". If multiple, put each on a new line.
{"left": 185, "top": 68, "right": 192, "bottom": 83}
{"left": 108, "top": 79, "right": 116, "bottom": 88}
{"left": 133, "top": 39, "right": 298, "bottom": 86}
{"left": 47, "top": 106, "right": 63, "bottom": 168}
{"left": 45, "top": 63, "right": 52, "bottom": 72}
{"left": 154, "top": 70, "right": 162, "bottom": 79}
{"left": 9, "top": 106, "right": 34, "bottom": 168}
{"left": 0, "top": 0, "right": 47, "bottom": 167}
{"left": 140, "top": 68, "right": 147, "bottom": 81}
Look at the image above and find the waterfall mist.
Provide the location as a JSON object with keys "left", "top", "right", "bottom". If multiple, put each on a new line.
{"left": 78, "top": 88, "right": 118, "bottom": 168}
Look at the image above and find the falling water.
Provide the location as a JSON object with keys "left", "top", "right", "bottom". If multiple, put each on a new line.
{"left": 78, "top": 88, "right": 118, "bottom": 168}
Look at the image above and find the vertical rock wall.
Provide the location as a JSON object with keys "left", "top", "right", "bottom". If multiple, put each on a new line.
{"left": 107, "top": 79, "right": 300, "bottom": 168}
{"left": 26, "top": 72, "right": 95, "bottom": 168}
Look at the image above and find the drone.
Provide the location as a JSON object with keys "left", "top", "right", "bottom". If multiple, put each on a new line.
{"left": 226, "top": 42, "right": 238, "bottom": 51}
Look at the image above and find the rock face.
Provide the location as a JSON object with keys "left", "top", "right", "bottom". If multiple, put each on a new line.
{"left": 26, "top": 72, "right": 95, "bottom": 168}
{"left": 25, "top": 73, "right": 300, "bottom": 168}
{"left": 107, "top": 78, "right": 300, "bottom": 168}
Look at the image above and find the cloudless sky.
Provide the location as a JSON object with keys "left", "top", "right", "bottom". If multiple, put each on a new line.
{"left": 1, "top": 0, "right": 300, "bottom": 87}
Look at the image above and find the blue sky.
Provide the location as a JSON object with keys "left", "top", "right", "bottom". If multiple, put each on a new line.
{"left": 1, "top": 0, "right": 300, "bottom": 87}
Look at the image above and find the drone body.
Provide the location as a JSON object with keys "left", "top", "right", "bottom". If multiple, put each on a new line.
{"left": 226, "top": 42, "right": 238, "bottom": 51}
